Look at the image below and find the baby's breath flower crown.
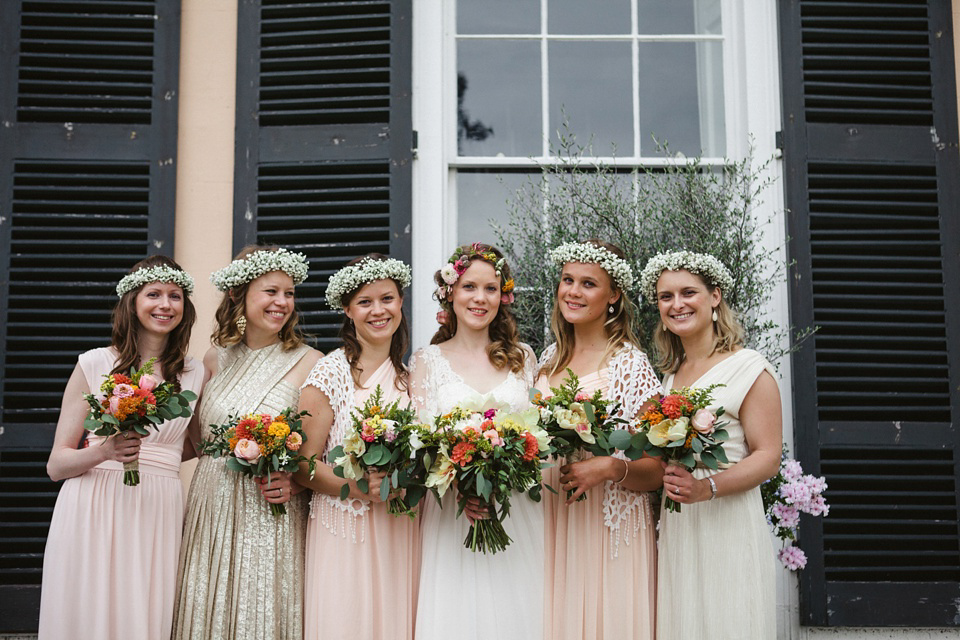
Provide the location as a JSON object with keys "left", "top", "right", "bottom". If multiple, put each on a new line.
{"left": 639, "top": 250, "right": 734, "bottom": 304}
{"left": 116, "top": 265, "right": 195, "bottom": 297}
{"left": 433, "top": 243, "right": 515, "bottom": 306}
{"left": 325, "top": 257, "right": 412, "bottom": 310}
{"left": 210, "top": 248, "right": 309, "bottom": 292}
{"left": 548, "top": 242, "right": 635, "bottom": 293}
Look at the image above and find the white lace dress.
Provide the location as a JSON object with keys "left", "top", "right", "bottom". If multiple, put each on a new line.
{"left": 409, "top": 344, "right": 543, "bottom": 640}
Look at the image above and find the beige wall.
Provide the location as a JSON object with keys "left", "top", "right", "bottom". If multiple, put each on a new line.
{"left": 174, "top": 0, "right": 238, "bottom": 489}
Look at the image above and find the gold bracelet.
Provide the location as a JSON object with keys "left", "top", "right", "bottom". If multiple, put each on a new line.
{"left": 615, "top": 458, "right": 629, "bottom": 484}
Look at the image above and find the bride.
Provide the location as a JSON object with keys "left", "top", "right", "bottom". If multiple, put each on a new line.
{"left": 409, "top": 243, "right": 543, "bottom": 640}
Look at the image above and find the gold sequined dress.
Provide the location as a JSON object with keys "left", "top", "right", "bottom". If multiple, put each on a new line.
{"left": 172, "top": 342, "right": 312, "bottom": 640}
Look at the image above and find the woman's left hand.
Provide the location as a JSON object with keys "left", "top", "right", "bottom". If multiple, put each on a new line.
{"left": 661, "top": 462, "right": 710, "bottom": 504}
{"left": 256, "top": 471, "right": 295, "bottom": 504}
{"left": 559, "top": 456, "right": 620, "bottom": 504}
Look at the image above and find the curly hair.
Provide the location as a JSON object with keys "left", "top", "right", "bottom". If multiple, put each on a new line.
{"left": 430, "top": 243, "right": 526, "bottom": 374}
{"left": 211, "top": 244, "right": 308, "bottom": 350}
{"left": 111, "top": 255, "right": 196, "bottom": 386}
{"left": 540, "top": 240, "right": 643, "bottom": 379}
{"left": 337, "top": 253, "right": 410, "bottom": 392}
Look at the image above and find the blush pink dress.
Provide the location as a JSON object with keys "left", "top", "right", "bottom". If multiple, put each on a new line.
{"left": 301, "top": 350, "right": 419, "bottom": 640}
{"left": 38, "top": 347, "right": 204, "bottom": 640}
{"left": 539, "top": 342, "right": 660, "bottom": 640}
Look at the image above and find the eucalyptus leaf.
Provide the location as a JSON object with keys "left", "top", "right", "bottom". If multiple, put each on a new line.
{"left": 225, "top": 457, "right": 245, "bottom": 473}
{"left": 357, "top": 477, "right": 369, "bottom": 494}
{"left": 476, "top": 473, "right": 492, "bottom": 502}
{"left": 699, "top": 451, "right": 718, "bottom": 470}
{"left": 380, "top": 477, "right": 390, "bottom": 502}
{"left": 631, "top": 432, "right": 649, "bottom": 449}
{"left": 363, "top": 445, "right": 383, "bottom": 466}
{"left": 340, "top": 484, "right": 350, "bottom": 501}
{"left": 680, "top": 452, "right": 696, "bottom": 469}
{"left": 391, "top": 469, "right": 399, "bottom": 488}
{"left": 333, "top": 465, "right": 345, "bottom": 479}
{"left": 713, "top": 428, "right": 729, "bottom": 442}
{"left": 102, "top": 414, "right": 119, "bottom": 425}
{"left": 690, "top": 437, "right": 703, "bottom": 454}
{"left": 712, "top": 446, "right": 729, "bottom": 464}
{"left": 179, "top": 390, "right": 198, "bottom": 402}
{"left": 608, "top": 429, "right": 632, "bottom": 451}
{"left": 583, "top": 401, "right": 597, "bottom": 424}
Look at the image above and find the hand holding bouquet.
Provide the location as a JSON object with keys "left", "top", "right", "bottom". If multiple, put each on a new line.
{"left": 327, "top": 386, "right": 432, "bottom": 518}
{"left": 199, "top": 407, "right": 316, "bottom": 516}
{"left": 424, "top": 406, "right": 549, "bottom": 553}
{"left": 83, "top": 357, "right": 197, "bottom": 486}
{"left": 761, "top": 446, "right": 829, "bottom": 570}
{"left": 633, "top": 385, "right": 729, "bottom": 512}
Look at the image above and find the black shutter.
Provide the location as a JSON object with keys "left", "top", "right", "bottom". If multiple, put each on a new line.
{"left": 780, "top": 0, "right": 960, "bottom": 627}
{"left": 0, "top": 1, "right": 180, "bottom": 631}
{"left": 234, "top": 0, "right": 412, "bottom": 354}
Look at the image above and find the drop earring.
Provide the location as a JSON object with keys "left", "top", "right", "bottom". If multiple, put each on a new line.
{"left": 712, "top": 309, "right": 718, "bottom": 322}
{"left": 661, "top": 324, "right": 667, "bottom": 332}
{"left": 608, "top": 305, "right": 615, "bottom": 314}
{"left": 236, "top": 314, "right": 247, "bottom": 336}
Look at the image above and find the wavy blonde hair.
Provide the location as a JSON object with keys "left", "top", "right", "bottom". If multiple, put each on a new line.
{"left": 540, "top": 240, "right": 642, "bottom": 379}
{"left": 211, "top": 244, "right": 308, "bottom": 350}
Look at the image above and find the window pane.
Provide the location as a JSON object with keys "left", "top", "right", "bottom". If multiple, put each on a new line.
{"left": 548, "top": 0, "right": 631, "bottom": 35}
{"left": 638, "top": 41, "right": 725, "bottom": 156}
{"left": 638, "top": 0, "right": 721, "bottom": 35}
{"left": 457, "top": 0, "right": 540, "bottom": 35}
{"left": 458, "top": 40, "right": 542, "bottom": 157}
{"left": 456, "top": 172, "right": 533, "bottom": 246}
{"left": 549, "top": 41, "right": 633, "bottom": 156}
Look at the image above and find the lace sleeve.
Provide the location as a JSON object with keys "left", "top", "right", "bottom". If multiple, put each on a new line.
{"left": 300, "top": 350, "right": 353, "bottom": 459}
{"left": 407, "top": 347, "right": 438, "bottom": 419}
{"left": 609, "top": 344, "right": 661, "bottom": 420}
{"left": 537, "top": 342, "right": 558, "bottom": 372}
{"left": 519, "top": 343, "right": 537, "bottom": 389}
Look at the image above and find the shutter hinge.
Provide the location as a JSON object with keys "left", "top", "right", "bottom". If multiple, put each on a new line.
{"left": 412, "top": 130, "right": 419, "bottom": 159}
{"left": 775, "top": 130, "right": 784, "bottom": 151}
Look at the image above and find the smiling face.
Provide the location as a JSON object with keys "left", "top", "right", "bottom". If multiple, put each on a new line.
{"left": 243, "top": 270, "right": 296, "bottom": 337}
{"left": 556, "top": 262, "right": 621, "bottom": 326}
{"left": 135, "top": 282, "right": 185, "bottom": 336}
{"left": 655, "top": 269, "right": 721, "bottom": 337}
{"left": 450, "top": 260, "right": 501, "bottom": 332}
{"left": 344, "top": 278, "right": 403, "bottom": 347}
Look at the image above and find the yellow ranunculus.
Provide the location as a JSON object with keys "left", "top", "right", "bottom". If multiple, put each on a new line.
{"left": 648, "top": 417, "right": 690, "bottom": 447}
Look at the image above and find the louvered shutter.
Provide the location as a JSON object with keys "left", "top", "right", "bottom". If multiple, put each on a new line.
{"left": 780, "top": 0, "right": 960, "bottom": 627}
{"left": 0, "top": 1, "right": 180, "bottom": 631}
{"left": 234, "top": 0, "right": 412, "bottom": 353}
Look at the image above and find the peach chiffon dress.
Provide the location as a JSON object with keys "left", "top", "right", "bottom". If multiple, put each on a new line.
{"left": 38, "top": 347, "right": 204, "bottom": 640}
{"left": 540, "top": 342, "right": 660, "bottom": 640}
{"left": 301, "top": 349, "right": 419, "bottom": 640}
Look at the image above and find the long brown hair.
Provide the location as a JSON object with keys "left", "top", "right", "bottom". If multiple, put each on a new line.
{"left": 430, "top": 243, "right": 526, "bottom": 374}
{"left": 211, "top": 244, "right": 308, "bottom": 350}
{"left": 653, "top": 274, "right": 744, "bottom": 373}
{"left": 338, "top": 254, "right": 410, "bottom": 391}
{"left": 111, "top": 255, "right": 196, "bottom": 385}
{"left": 541, "top": 240, "right": 642, "bottom": 379}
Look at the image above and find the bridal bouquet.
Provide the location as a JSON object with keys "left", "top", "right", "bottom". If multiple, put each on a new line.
{"left": 199, "top": 407, "right": 316, "bottom": 516}
{"left": 761, "top": 447, "right": 829, "bottom": 570}
{"left": 328, "top": 386, "right": 432, "bottom": 518}
{"left": 424, "top": 405, "right": 549, "bottom": 553}
{"left": 530, "top": 369, "right": 627, "bottom": 502}
{"left": 633, "top": 385, "right": 729, "bottom": 512}
{"left": 83, "top": 357, "right": 197, "bottom": 486}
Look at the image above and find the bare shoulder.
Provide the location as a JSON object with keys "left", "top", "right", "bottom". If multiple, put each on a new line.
{"left": 297, "top": 347, "right": 323, "bottom": 372}
{"left": 202, "top": 346, "right": 219, "bottom": 378}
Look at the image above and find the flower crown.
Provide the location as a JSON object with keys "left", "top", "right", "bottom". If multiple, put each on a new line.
{"left": 210, "top": 248, "right": 309, "bottom": 292}
{"left": 548, "top": 242, "right": 635, "bottom": 292}
{"left": 434, "top": 243, "right": 515, "bottom": 306}
{"left": 639, "top": 250, "right": 734, "bottom": 303}
{"left": 325, "top": 257, "right": 412, "bottom": 310}
{"left": 116, "top": 265, "right": 195, "bottom": 297}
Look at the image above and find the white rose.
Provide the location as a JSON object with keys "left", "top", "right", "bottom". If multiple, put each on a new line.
{"left": 440, "top": 264, "right": 459, "bottom": 284}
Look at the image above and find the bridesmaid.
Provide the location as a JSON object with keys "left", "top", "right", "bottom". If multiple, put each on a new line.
{"left": 540, "top": 240, "right": 663, "bottom": 640}
{"left": 295, "top": 254, "right": 418, "bottom": 640}
{"left": 172, "top": 245, "right": 322, "bottom": 640}
{"left": 39, "top": 256, "right": 205, "bottom": 640}
{"left": 641, "top": 250, "right": 781, "bottom": 638}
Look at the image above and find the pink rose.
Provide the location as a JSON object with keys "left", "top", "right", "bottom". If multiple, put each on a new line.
{"left": 574, "top": 392, "right": 589, "bottom": 402}
{"left": 285, "top": 432, "right": 303, "bottom": 451}
{"left": 436, "top": 309, "right": 450, "bottom": 325}
{"left": 137, "top": 373, "right": 160, "bottom": 392}
{"left": 108, "top": 396, "right": 120, "bottom": 414}
{"left": 483, "top": 429, "right": 504, "bottom": 447}
{"left": 361, "top": 421, "right": 377, "bottom": 443}
{"left": 500, "top": 292, "right": 514, "bottom": 305}
{"left": 113, "top": 383, "right": 134, "bottom": 398}
{"left": 691, "top": 408, "right": 716, "bottom": 434}
{"left": 234, "top": 438, "right": 261, "bottom": 462}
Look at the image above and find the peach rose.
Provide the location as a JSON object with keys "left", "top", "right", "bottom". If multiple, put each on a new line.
{"left": 691, "top": 408, "right": 716, "bottom": 434}
{"left": 137, "top": 374, "right": 160, "bottom": 392}
{"left": 234, "top": 438, "right": 261, "bottom": 462}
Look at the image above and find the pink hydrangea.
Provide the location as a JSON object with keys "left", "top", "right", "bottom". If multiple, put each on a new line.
{"left": 778, "top": 545, "right": 807, "bottom": 571}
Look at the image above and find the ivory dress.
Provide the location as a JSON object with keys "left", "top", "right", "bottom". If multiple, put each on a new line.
{"left": 301, "top": 349, "right": 419, "bottom": 640}
{"left": 38, "top": 347, "right": 204, "bottom": 640}
{"left": 172, "top": 342, "right": 312, "bottom": 640}
{"left": 539, "top": 342, "right": 661, "bottom": 640}
{"left": 409, "top": 344, "right": 543, "bottom": 640}
{"left": 656, "top": 348, "right": 777, "bottom": 639}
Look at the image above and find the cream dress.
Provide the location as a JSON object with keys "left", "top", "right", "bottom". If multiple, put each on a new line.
{"left": 409, "top": 344, "right": 543, "bottom": 640}
{"left": 539, "top": 342, "right": 661, "bottom": 640}
{"left": 656, "top": 348, "right": 777, "bottom": 639}
{"left": 301, "top": 349, "right": 419, "bottom": 640}
{"left": 172, "top": 342, "right": 312, "bottom": 640}
{"left": 38, "top": 347, "right": 204, "bottom": 640}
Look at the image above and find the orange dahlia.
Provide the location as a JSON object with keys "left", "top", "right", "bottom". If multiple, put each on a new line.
{"left": 661, "top": 394, "right": 693, "bottom": 419}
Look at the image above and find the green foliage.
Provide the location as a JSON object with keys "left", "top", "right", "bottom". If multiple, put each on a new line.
{"left": 492, "top": 133, "right": 814, "bottom": 365}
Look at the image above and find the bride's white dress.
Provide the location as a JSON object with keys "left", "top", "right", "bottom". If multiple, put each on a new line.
{"left": 409, "top": 344, "right": 544, "bottom": 640}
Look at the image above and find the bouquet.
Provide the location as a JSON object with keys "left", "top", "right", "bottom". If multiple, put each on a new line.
{"left": 761, "top": 446, "right": 829, "bottom": 570}
{"left": 633, "top": 385, "right": 729, "bottom": 512}
{"left": 328, "top": 386, "right": 432, "bottom": 518}
{"left": 83, "top": 357, "right": 197, "bottom": 486}
{"left": 424, "top": 405, "right": 549, "bottom": 553}
{"left": 198, "top": 407, "right": 316, "bottom": 516}
{"left": 530, "top": 369, "right": 629, "bottom": 501}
